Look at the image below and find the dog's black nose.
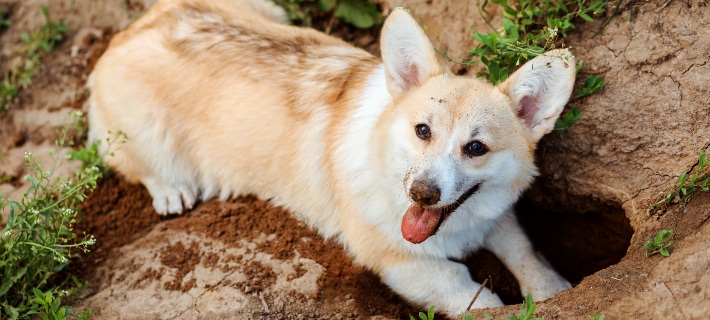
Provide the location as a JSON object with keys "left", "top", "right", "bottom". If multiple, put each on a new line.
{"left": 409, "top": 179, "right": 441, "bottom": 206}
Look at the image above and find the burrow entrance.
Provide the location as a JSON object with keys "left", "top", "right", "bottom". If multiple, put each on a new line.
{"left": 462, "top": 187, "right": 634, "bottom": 305}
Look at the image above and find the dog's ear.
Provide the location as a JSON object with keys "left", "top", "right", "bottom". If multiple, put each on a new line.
{"left": 498, "top": 49, "right": 576, "bottom": 142}
{"left": 380, "top": 8, "right": 443, "bottom": 97}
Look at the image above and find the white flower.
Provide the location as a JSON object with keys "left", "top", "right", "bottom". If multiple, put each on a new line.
{"left": 56, "top": 255, "right": 68, "bottom": 264}
{"left": 549, "top": 27, "right": 558, "bottom": 38}
{"left": 561, "top": 51, "right": 575, "bottom": 63}
{"left": 61, "top": 208, "right": 74, "bottom": 216}
{"left": 74, "top": 111, "right": 83, "bottom": 117}
{"left": 3, "top": 230, "right": 11, "bottom": 237}
{"left": 24, "top": 151, "right": 32, "bottom": 159}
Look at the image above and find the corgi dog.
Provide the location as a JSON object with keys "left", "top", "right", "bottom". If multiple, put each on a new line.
{"left": 88, "top": 0, "right": 576, "bottom": 317}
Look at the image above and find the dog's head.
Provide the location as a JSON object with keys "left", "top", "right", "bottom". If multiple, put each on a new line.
{"left": 377, "top": 9, "right": 575, "bottom": 244}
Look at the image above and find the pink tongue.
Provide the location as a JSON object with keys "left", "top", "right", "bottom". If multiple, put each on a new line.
{"left": 401, "top": 205, "right": 443, "bottom": 244}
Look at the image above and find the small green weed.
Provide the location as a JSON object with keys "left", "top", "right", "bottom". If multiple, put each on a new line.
{"left": 574, "top": 74, "right": 607, "bottom": 99}
{"left": 645, "top": 229, "right": 673, "bottom": 257}
{"left": 553, "top": 106, "right": 582, "bottom": 136}
{"left": 648, "top": 150, "right": 710, "bottom": 213}
{"left": 1, "top": 5, "right": 69, "bottom": 112}
{"left": 0, "top": 112, "right": 117, "bottom": 319}
{"left": 590, "top": 313, "right": 605, "bottom": 320}
{"left": 410, "top": 306, "right": 435, "bottom": 320}
{"left": 0, "top": 7, "right": 11, "bottom": 30}
{"left": 271, "top": 0, "right": 382, "bottom": 29}
{"left": 507, "top": 294, "right": 542, "bottom": 320}
{"left": 462, "top": 312, "right": 477, "bottom": 320}
{"left": 552, "top": 74, "right": 606, "bottom": 136}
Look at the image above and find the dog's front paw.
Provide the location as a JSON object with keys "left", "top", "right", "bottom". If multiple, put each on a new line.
{"left": 523, "top": 272, "right": 572, "bottom": 301}
{"left": 145, "top": 179, "right": 198, "bottom": 215}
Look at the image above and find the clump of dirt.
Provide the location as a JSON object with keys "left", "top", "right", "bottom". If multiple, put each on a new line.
{"left": 137, "top": 267, "right": 164, "bottom": 288}
{"left": 159, "top": 241, "right": 202, "bottom": 292}
{"left": 239, "top": 260, "right": 278, "bottom": 293}
{"left": 75, "top": 177, "right": 161, "bottom": 265}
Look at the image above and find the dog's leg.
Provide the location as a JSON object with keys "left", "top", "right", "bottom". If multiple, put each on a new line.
{"left": 483, "top": 210, "right": 571, "bottom": 301}
{"left": 381, "top": 257, "right": 503, "bottom": 317}
{"left": 143, "top": 176, "right": 198, "bottom": 215}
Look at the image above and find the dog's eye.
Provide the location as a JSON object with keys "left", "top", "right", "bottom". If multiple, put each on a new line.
{"left": 463, "top": 141, "right": 488, "bottom": 157}
{"left": 415, "top": 124, "right": 431, "bottom": 140}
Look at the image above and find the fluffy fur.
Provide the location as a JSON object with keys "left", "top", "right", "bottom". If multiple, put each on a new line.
{"left": 88, "top": 0, "right": 576, "bottom": 317}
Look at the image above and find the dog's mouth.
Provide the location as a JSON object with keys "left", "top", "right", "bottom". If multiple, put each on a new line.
{"left": 401, "top": 184, "right": 480, "bottom": 244}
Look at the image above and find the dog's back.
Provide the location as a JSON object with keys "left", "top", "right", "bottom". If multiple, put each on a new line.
{"left": 89, "top": 0, "right": 377, "bottom": 223}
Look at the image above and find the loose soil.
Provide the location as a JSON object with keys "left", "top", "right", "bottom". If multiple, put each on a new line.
{"left": 1, "top": 0, "right": 709, "bottom": 319}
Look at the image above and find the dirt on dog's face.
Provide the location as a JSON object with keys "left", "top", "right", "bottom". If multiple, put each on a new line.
{"left": 382, "top": 75, "right": 538, "bottom": 244}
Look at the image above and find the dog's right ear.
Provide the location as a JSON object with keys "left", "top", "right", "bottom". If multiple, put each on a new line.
{"left": 380, "top": 8, "right": 443, "bottom": 97}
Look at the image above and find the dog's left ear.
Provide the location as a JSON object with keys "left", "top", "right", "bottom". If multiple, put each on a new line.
{"left": 498, "top": 49, "right": 576, "bottom": 142}
{"left": 380, "top": 8, "right": 444, "bottom": 97}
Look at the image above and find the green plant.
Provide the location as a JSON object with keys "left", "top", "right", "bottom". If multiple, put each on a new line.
{"left": 410, "top": 306, "right": 435, "bottom": 320}
{"left": 462, "top": 312, "right": 477, "bottom": 320}
{"left": 552, "top": 73, "right": 607, "bottom": 136}
{"left": 0, "top": 112, "right": 111, "bottom": 319}
{"left": 590, "top": 313, "right": 605, "bottom": 320}
{"left": 0, "top": 7, "right": 11, "bottom": 30}
{"left": 645, "top": 229, "right": 673, "bottom": 257}
{"left": 271, "top": 0, "right": 382, "bottom": 29}
{"left": 26, "top": 286, "right": 91, "bottom": 320}
{"left": 67, "top": 131, "right": 124, "bottom": 178}
{"left": 648, "top": 150, "right": 710, "bottom": 213}
{"left": 440, "top": 0, "right": 607, "bottom": 83}
{"left": 508, "top": 294, "right": 542, "bottom": 320}
{"left": 553, "top": 105, "right": 582, "bottom": 136}
{"left": 1, "top": 5, "right": 69, "bottom": 112}
{"left": 574, "top": 74, "right": 607, "bottom": 99}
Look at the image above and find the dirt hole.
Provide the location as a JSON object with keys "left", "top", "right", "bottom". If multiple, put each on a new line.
{"left": 463, "top": 190, "right": 633, "bottom": 305}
